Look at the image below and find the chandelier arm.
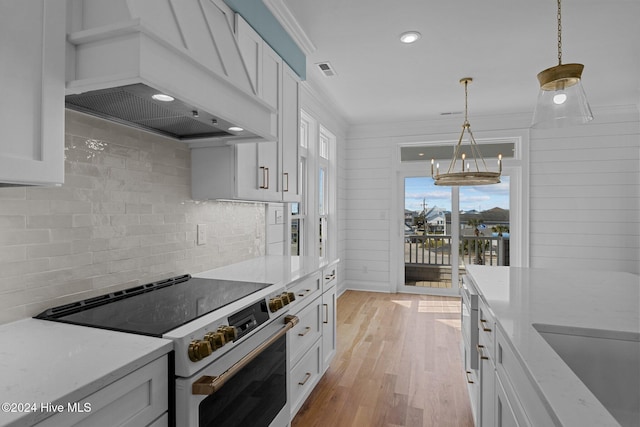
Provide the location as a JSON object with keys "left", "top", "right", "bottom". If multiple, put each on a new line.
{"left": 447, "top": 129, "right": 466, "bottom": 174}
{"left": 467, "top": 129, "right": 491, "bottom": 172}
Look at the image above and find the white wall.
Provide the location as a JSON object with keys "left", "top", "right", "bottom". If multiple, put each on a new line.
{"left": 341, "top": 106, "right": 640, "bottom": 293}
{"left": 0, "top": 111, "right": 267, "bottom": 325}
{"left": 529, "top": 106, "right": 640, "bottom": 272}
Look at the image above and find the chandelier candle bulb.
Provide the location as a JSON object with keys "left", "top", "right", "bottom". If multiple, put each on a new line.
{"left": 498, "top": 154, "right": 502, "bottom": 173}
{"left": 431, "top": 158, "right": 434, "bottom": 176}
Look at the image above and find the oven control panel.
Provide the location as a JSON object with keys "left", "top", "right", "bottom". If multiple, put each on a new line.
{"left": 188, "top": 325, "right": 239, "bottom": 362}
{"left": 268, "top": 291, "right": 295, "bottom": 313}
{"left": 188, "top": 296, "right": 284, "bottom": 363}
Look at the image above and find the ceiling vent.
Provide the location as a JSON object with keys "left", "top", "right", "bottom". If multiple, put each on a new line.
{"left": 316, "top": 62, "right": 337, "bottom": 77}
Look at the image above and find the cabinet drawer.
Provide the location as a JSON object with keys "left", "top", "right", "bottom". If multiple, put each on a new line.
{"left": 290, "top": 340, "right": 322, "bottom": 417}
{"left": 36, "top": 355, "right": 168, "bottom": 427}
{"left": 322, "top": 263, "right": 338, "bottom": 292}
{"left": 288, "top": 272, "right": 321, "bottom": 313}
{"left": 478, "top": 301, "right": 495, "bottom": 359}
{"left": 289, "top": 296, "right": 322, "bottom": 366}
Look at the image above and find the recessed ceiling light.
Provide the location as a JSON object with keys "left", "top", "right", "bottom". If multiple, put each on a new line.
{"left": 400, "top": 31, "right": 421, "bottom": 44}
{"left": 228, "top": 126, "right": 244, "bottom": 132}
{"left": 151, "top": 93, "right": 174, "bottom": 102}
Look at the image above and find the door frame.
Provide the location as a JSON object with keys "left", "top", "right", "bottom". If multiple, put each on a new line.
{"left": 392, "top": 131, "right": 529, "bottom": 295}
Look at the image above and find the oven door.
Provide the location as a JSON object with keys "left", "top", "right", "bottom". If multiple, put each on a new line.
{"left": 175, "top": 313, "right": 297, "bottom": 427}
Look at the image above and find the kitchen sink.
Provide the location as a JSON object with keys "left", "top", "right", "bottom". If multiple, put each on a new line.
{"left": 533, "top": 323, "right": 640, "bottom": 427}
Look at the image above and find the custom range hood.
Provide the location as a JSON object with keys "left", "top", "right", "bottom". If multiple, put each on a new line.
{"left": 65, "top": 0, "right": 276, "bottom": 143}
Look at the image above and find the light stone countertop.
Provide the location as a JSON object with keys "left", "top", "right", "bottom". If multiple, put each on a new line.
{"left": 465, "top": 265, "right": 640, "bottom": 427}
{"left": 0, "top": 255, "right": 328, "bottom": 427}
{"left": 194, "top": 255, "right": 324, "bottom": 285}
{"left": 0, "top": 318, "right": 172, "bottom": 427}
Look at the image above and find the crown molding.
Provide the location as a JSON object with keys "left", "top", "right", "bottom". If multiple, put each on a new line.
{"left": 262, "top": 0, "right": 316, "bottom": 55}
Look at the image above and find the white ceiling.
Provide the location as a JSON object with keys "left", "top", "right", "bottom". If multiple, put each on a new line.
{"left": 270, "top": 0, "right": 640, "bottom": 126}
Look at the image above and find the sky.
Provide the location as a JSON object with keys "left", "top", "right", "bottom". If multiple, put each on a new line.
{"left": 405, "top": 176, "right": 510, "bottom": 212}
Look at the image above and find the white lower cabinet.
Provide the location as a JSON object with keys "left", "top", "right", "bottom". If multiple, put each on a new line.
{"left": 287, "top": 261, "right": 339, "bottom": 419}
{"left": 36, "top": 355, "right": 168, "bottom": 427}
{"left": 495, "top": 375, "right": 520, "bottom": 427}
{"left": 321, "top": 261, "right": 338, "bottom": 370}
{"left": 289, "top": 331, "right": 323, "bottom": 416}
{"left": 467, "top": 298, "right": 555, "bottom": 427}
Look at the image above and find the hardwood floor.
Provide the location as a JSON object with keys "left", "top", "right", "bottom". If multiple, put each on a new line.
{"left": 292, "top": 290, "right": 474, "bottom": 427}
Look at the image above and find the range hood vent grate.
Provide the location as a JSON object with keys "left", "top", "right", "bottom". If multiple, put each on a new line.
{"left": 65, "top": 84, "right": 239, "bottom": 140}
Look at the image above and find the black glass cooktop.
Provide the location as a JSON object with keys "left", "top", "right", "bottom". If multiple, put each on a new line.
{"left": 35, "top": 275, "right": 272, "bottom": 337}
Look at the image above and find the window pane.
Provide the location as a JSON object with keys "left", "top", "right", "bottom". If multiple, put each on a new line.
{"left": 291, "top": 218, "right": 300, "bottom": 256}
{"left": 318, "top": 167, "right": 326, "bottom": 215}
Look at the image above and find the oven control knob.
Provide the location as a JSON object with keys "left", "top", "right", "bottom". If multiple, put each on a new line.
{"left": 269, "top": 297, "right": 284, "bottom": 312}
{"left": 280, "top": 292, "right": 291, "bottom": 305}
{"left": 217, "top": 325, "right": 237, "bottom": 342}
{"left": 188, "top": 339, "right": 212, "bottom": 362}
{"left": 286, "top": 292, "right": 296, "bottom": 303}
{"left": 204, "top": 331, "right": 226, "bottom": 350}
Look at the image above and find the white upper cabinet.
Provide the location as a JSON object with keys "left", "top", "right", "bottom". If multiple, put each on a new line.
{"left": 191, "top": 15, "right": 300, "bottom": 202}
{"left": 0, "top": 0, "right": 65, "bottom": 186}
{"left": 280, "top": 63, "right": 300, "bottom": 201}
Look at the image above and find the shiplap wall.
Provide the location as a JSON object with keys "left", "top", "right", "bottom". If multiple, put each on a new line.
{"left": 342, "top": 106, "right": 640, "bottom": 292}
{"left": 529, "top": 108, "right": 640, "bottom": 273}
{"left": 344, "top": 136, "right": 393, "bottom": 292}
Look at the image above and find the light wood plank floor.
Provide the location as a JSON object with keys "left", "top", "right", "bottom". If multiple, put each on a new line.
{"left": 292, "top": 290, "right": 474, "bottom": 427}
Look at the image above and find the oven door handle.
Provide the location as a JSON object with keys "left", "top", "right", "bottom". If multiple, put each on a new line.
{"left": 192, "top": 314, "right": 299, "bottom": 396}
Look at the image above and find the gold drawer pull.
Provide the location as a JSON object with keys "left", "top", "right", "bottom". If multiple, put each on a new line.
{"left": 298, "top": 372, "right": 311, "bottom": 386}
{"left": 480, "top": 318, "right": 492, "bottom": 332}
{"left": 297, "top": 289, "right": 311, "bottom": 298}
{"left": 298, "top": 326, "right": 311, "bottom": 337}
{"left": 465, "top": 371, "right": 475, "bottom": 384}
{"left": 477, "top": 344, "right": 489, "bottom": 360}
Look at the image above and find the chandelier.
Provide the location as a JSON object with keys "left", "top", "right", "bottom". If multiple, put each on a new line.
{"left": 532, "top": 0, "right": 593, "bottom": 127}
{"left": 431, "top": 78, "right": 501, "bottom": 186}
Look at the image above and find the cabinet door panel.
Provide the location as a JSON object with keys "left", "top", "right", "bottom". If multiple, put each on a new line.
{"left": 0, "top": 0, "right": 65, "bottom": 185}
{"left": 280, "top": 64, "right": 300, "bottom": 201}
{"left": 322, "top": 285, "right": 337, "bottom": 369}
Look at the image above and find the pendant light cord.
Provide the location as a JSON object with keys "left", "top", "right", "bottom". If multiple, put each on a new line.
{"left": 463, "top": 79, "right": 469, "bottom": 126}
{"left": 557, "top": 0, "right": 562, "bottom": 65}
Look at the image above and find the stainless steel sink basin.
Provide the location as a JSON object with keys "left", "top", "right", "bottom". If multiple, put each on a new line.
{"left": 533, "top": 323, "right": 640, "bottom": 427}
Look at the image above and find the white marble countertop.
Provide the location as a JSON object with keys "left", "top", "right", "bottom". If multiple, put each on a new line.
{"left": 0, "top": 319, "right": 172, "bottom": 427}
{"left": 465, "top": 265, "right": 639, "bottom": 427}
{"left": 195, "top": 255, "right": 324, "bottom": 285}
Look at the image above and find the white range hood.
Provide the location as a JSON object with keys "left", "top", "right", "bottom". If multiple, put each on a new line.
{"left": 65, "top": 0, "right": 276, "bottom": 143}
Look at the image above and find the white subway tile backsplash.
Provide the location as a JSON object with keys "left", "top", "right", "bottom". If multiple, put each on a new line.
{"left": 0, "top": 110, "right": 266, "bottom": 325}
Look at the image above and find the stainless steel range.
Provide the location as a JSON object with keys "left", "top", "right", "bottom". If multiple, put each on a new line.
{"left": 35, "top": 274, "right": 298, "bottom": 427}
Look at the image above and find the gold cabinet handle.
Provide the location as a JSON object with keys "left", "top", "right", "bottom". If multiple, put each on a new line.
{"left": 323, "top": 303, "right": 329, "bottom": 324}
{"left": 480, "top": 318, "right": 492, "bottom": 332}
{"left": 477, "top": 344, "right": 489, "bottom": 360}
{"left": 298, "top": 326, "right": 311, "bottom": 337}
{"left": 259, "top": 166, "right": 266, "bottom": 189}
{"left": 297, "top": 289, "right": 311, "bottom": 298}
{"left": 283, "top": 172, "right": 289, "bottom": 192}
{"left": 264, "top": 167, "right": 269, "bottom": 189}
{"left": 192, "top": 315, "right": 299, "bottom": 395}
{"left": 298, "top": 372, "right": 311, "bottom": 386}
{"left": 465, "top": 371, "right": 475, "bottom": 384}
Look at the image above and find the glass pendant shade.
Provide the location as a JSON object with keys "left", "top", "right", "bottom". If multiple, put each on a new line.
{"left": 532, "top": 63, "right": 593, "bottom": 128}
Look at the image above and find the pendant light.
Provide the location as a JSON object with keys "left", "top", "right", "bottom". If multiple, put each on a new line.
{"left": 532, "top": 0, "right": 593, "bottom": 127}
{"left": 431, "top": 78, "right": 501, "bottom": 186}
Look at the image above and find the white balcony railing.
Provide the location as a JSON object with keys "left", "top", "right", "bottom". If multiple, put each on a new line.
{"left": 405, "top": 234, "right": 510, "bottom": 267}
